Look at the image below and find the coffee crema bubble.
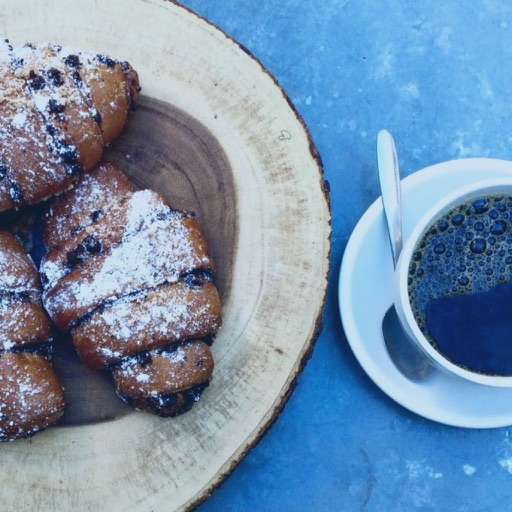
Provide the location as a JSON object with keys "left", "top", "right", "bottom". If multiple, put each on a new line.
{"left": 408, "top": 194, "right": 512, "bottom": 376}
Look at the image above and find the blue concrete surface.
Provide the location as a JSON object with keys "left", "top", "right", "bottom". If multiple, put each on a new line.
{"left": 177, "top": 1, "right": 512, "bottom": 510}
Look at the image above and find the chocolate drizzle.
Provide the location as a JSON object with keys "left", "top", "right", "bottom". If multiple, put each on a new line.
{"left": 0, "top": 40, "right": 140, "bottom": 210}
{"left": 40, "top": 166, "right": 220, "bottom": 417}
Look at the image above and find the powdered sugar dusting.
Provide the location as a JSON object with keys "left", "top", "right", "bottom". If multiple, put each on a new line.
{"left": 71, "top": 280, "right": 221, "bottom": 368}
{"left": 43, "top": 190, "right": 212, "bottom": 328}
{"left": 0, "top": 352, "right": 64, "bottom": 442}
{"left": 11, "top": 111, "right": 27, "bottom": 128}
{"left": 0, "top": 234, "right": 39, "bottom": 293}
{"left": 65, "top": 212, "right": 196, "bottom": 306}
{"left": 41, "top": 161, "right": 219, "bottom": 416}
{"left": 0, "top": 230, "right": 61, "bottom": 440}
{"left": 102, "top": 293, "right": 189, "bottom": 340}
{"left": 114, "top": 342, "right": 212, "bottom": 394}
{"left": 43, "top": 163, "right": 135, "bottom": 249}
{"left": 0, "top": 297, "right": 49, "bottom": 350}
{"left": 0, "top": 40, "right": 139, "bottom": 210}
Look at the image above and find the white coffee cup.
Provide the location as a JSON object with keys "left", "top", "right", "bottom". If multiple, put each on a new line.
{"left": 394, "top": 176, "right": 512, "bottom": 387}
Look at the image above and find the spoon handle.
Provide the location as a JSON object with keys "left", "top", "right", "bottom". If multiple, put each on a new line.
{"left": 377, "top": 129, "right": 403, "bottom": 269}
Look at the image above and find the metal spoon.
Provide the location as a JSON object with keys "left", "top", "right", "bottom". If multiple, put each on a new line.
{"left": 377, "top": 129, "right": 433, "bottom": 381}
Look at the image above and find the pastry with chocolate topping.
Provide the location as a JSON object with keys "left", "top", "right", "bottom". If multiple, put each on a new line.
{"left": 41, "top": 163, "right": 222, "bottom": 417}
{"left": 0, "top": 40, "right": 140, "bottom": 211}
{"left": 0, "top": 231, "right": 65, "bottom": 441}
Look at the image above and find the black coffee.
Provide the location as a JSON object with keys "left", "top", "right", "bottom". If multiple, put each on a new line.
{"left": 408, "top": 194, "right": 512, "bottom": 375}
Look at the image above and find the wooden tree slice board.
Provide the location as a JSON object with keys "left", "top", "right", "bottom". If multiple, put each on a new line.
{"left": 0, "top": 1, "right": 331, "bottom": 510}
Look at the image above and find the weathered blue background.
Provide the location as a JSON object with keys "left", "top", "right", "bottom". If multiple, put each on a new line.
{"left": 177, "top": 1, "right": 512, "bottom": 510}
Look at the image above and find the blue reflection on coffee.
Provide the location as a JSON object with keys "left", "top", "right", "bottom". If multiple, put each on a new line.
{"left": 426, "top": 281, "right": 512, "bottom": 375}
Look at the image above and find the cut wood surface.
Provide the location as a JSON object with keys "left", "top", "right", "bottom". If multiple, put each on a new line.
{"left": 0, "top": 0, "right": 331, "bottom": 510}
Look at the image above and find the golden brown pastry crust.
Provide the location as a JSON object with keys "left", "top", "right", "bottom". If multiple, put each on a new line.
{"left": 0, "top": 299, "right": 53, "bottom": 351}
{"left": 72, "top": 280, "right": 221, "bottom": 369}
{"left": 0, "top": 231, "right": 65, "bottom": 441}
{"left": 0, "top": 231, "right": 53, "bottom": 351}
{"left": 42, "top": 190, "right": 214, "bottom": 332}
{"left": 0, "top": 40, "right": 140, "bottom": 210}
{"left": 112, "top": 341, "right": 215, "bottom": 417}
{"left": 0, "top": 230, "right": 41, "bottom": 290}
{"left": 0, "top": 351, "right": 65, "bottom": 442}
{"left": 41, "top": 163, "right": 221, "bottom": 417}
{"left": 42, "top": 162, "right": 134, "bottom": 249}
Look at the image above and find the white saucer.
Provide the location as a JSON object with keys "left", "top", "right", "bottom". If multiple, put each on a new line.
{"left": 339, "top": 158, "right": 512, "bottom": 428}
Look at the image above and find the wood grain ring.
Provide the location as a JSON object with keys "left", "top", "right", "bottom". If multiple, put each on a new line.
{"left": 0, "top": 1, "right": 331, "bottom": 511}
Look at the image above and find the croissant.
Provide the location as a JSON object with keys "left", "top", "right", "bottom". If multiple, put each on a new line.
{"left": 41, "top": 163, "right": 222, "bottom": 416}
{"left": 0, "top": 40, "right": 140, "bottom": 211}
{"left": 0, "top": 231, "right": 65, "bottom": 441}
